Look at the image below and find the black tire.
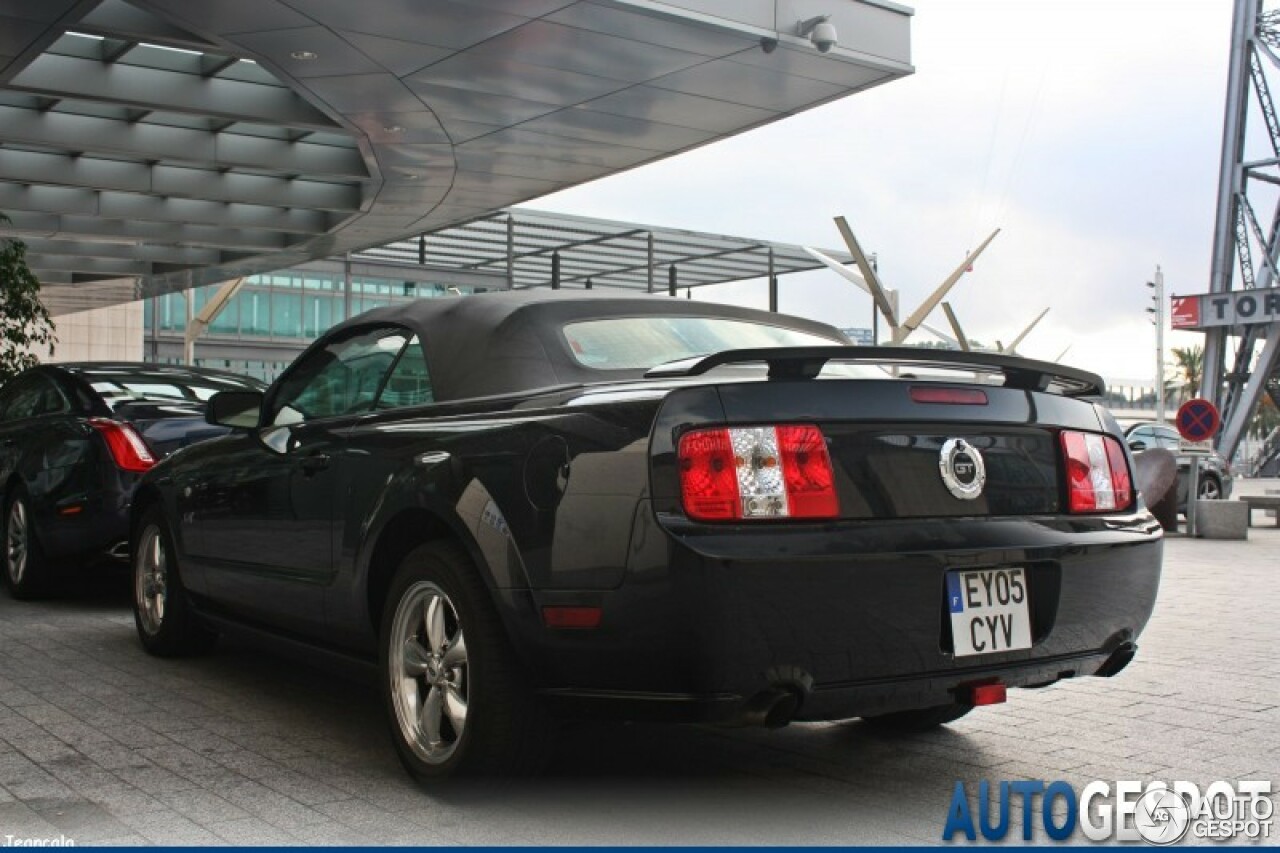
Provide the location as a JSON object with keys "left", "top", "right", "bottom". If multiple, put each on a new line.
{"left": 379, "top": 540, "right": 553, "bottom": 782}
{"left": 132, "top": 506, "right": 217, "bottom": 657}
{"left": 1197, "top": 474, "right": 1222, "bottom": 501}
{"left": 3, "top": 486, "right": 52, "bottom": 600}
{"left": 861, "top": 702, "right": 974, "bottom": 733}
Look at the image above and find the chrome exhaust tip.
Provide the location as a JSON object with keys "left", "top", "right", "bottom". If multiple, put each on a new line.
{"left": 1095, "top": 642, "right": 1138, "bottom": 677}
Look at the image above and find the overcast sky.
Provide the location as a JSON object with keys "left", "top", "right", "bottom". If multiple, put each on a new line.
{"left": 527, "top": 0, "right": 1238, "bottom": 385}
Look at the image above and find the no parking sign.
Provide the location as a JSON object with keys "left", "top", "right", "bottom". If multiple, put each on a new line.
{"left": 1176, "top": 399, "right": 1220, "bottom": 455}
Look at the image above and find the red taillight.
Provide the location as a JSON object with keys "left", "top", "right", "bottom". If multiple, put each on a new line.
{"left": 777, "top": 425, "right": 839, "bottom": 518}
{"left": 677, "top": 424, "right": 839, "bottom": 521}
{"left": 909, "top": 386, "right": 989, "bottom": 405}
{"left": 89, "top": 418, "right": 156, "bottom": 473}
{"left": 1060, "top": 430, "right": 1132, "bottom": 513}
{"left": 677, "top": 427, "right": 739, "bottom": 520}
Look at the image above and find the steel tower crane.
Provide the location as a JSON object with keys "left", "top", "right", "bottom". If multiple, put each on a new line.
{"left": 1203, "top": 0, "right": 1280, "bottom": 463}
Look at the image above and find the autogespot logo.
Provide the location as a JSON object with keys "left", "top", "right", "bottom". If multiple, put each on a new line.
{"left": 942, "top": 779, "right": 1274, "bottom": 844}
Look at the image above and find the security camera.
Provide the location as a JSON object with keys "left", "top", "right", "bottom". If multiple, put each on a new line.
{"left": 796, "top": 15, "right": 838, "bottom": 53}
{"left": 810, "top": 20, "right": 837, "bottom": 52}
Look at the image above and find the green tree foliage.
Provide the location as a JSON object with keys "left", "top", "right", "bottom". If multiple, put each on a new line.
{"left": 1171, "top": 344, "right": 1203, "bottom": 400}
{"left": 0, "top": 214, "right": 56, "bottom": 380}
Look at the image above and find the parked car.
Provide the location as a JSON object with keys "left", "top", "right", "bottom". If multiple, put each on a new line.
{"left": 0, "top": 363, "right": 265, "bottom": 598}
{"left": 1123, "top": 421, "right": 1233, "bottom": 508}
{"left": 129, "top": 291, "right": 1162, "bottom": 782}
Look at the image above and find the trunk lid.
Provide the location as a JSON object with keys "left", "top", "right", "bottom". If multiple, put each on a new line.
{"left": 651, "top": 374, "right": 1113, "bottom": 521}
{"left": 110, "top": 400, "right": 229, "bottom": 458}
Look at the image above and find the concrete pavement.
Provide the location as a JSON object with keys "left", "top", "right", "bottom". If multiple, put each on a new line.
{"left": 0, "top": 485, "right": 1277, "bottom": 845}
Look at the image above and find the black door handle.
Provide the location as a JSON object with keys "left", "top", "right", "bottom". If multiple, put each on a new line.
{"left": 299, "top": 452, "right": 331, "bottom": 475}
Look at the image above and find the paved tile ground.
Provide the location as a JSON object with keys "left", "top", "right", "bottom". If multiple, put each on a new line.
{"left": 0, "top": 483, "right": 1277, "bottom": 845}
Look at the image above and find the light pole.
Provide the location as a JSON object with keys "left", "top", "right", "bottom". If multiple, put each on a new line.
{"left": 1146, "top": 267, "right": 1165, "bottom": 422}
{"left": 869, "top": 253, "right": 879, "bottom": 345}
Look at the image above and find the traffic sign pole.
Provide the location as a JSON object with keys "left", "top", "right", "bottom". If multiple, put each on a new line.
{"left": 1175, "top": 398, "right": 1221, "bottom": 538}
{"left": 1188, "top": 458, "right": 1201, "bottom": 537}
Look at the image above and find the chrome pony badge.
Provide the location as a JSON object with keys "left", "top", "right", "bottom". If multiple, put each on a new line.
{"left": 939, "top": 438, "right": 986, "bottom": 500}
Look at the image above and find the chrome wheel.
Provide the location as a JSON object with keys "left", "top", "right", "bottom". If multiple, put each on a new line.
{"left": 389, "top": 581, "right": 469, "bottom": 765}
{"left": 6, "top": 499, "right": 27, "bottom": 586}
{"left": 134, "top": 525, "right": 167, "bottom": 636}
{"left": 1198, "top": 478, "right": 1221, "bottom": 500}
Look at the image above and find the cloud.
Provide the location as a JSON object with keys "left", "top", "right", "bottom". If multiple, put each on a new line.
{"left": 527, "top": 0, "right": 1235, "bottom": 383}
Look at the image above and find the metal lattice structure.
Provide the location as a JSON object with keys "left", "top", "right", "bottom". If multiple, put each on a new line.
{"left": 360, "top": 208, "right": 849, "bottom": 299}
{"left": 1203, "top": 0, "right": 1280, "bottom": 463}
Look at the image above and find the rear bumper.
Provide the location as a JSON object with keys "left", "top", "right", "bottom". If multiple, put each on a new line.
{"left": 539, "top": 644, "right": 1138, "bottom": 724}
{"left": 36, "top": 480, "right": 137, "bottom": 563}
{"left": 506, "top": 504, "right": 1163, "bottom": 723}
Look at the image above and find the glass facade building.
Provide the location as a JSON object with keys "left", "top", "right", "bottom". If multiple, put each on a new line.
{"left": 144, "top": 260, "right": 493, "bottom": 382}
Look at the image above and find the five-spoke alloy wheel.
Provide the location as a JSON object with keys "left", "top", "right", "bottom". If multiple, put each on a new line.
{"left": 131, "top": 506, "right": 216, "bottom": 656}
{"left": 134, "top": 522, "right": 168, "bottom": 637}
{"left": 3, "top": 488, "right": 48, "bottom": 599}
{"left": 380, "top": 542, "right": 551, "bottom": 781}
{"left": 389, "top": 582, "right": 470, "bottom": 765}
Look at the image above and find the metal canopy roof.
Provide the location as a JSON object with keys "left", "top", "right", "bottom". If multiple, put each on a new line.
{"left": 359, "top": 207, "right": 854, "bottom": 292}
{"left": 0, "top": 0, "right": 912, "bottom": 312}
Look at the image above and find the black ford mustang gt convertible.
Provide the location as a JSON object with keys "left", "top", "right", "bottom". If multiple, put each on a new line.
{"left": 129, "top": 291, "right": 1162, "bottom": 781}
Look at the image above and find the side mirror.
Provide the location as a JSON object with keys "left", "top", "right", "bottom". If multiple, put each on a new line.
{"left": 206, "top": 390, "right": 264, "bottom": 429}
{"left": 1128, "top": 440, "right": 1147, "bottom": 452}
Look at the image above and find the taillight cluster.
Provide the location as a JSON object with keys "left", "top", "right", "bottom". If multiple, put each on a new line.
{"left": 678, "top": 424, "right": 839, "bottom": 521}
{"left": 89, "top": 418, "right": 156, "bottom": 473}
{"left": 1059, "top": 430, "right": 1132, "bottom": 513}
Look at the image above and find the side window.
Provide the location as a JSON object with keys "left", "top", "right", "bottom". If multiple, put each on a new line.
{"left": 270, "top": 327, "right": 410, "bottom": 424}
{"left": 29, "top": 376, "right": 69, "bottom": 417}
{"left": 1128, "top": 428, "right": 1154, "bottom": 446}
{"left": 0, "top": 381, "right": 23, "bottom": 422}
{"left": 374, "top": 337, "right": 434, "bottom": 410}
{"left": 1154, "top": 427, "right": 1181, "bottom": 450}
{"left": 0, "top": 375, "right": 64, "bottom": 421}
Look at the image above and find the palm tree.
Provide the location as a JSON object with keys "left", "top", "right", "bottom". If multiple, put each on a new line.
{"left": 1171, "top": 345, "right": 1203, "bottom": 402}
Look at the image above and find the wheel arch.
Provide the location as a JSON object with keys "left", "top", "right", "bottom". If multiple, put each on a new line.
{"left": 130, "top": 482, "right": 163, "bottom": 532}
{"left": 361, "top": 502, "right": 518, "bottom": 640}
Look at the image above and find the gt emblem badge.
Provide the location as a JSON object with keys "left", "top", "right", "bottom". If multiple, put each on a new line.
{"left": 939, "top": 438, "right": 986, "bottom": 501}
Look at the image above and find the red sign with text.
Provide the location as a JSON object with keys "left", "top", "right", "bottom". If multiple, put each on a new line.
{"left": 1170, "top": 296, "right": 1200, "bottom": 329}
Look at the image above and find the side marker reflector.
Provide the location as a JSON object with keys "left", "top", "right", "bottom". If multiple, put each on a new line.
{"left": 542, "top": 606, "right": 602, "bottom": 629}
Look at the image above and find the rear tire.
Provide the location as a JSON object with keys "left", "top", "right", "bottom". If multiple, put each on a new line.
{"left": 132, "top": 506, "right": 217, "bottom": 656}
{"left": 861, "top": 702, "right": 974, "bottom": 733}
{"left": 3, "top": 487, "right": 51, "bottom": 600}
{"left": 1197, "top": 474, "right": 1222, "bottom": 501}
{"left": 380, "top": 541, "right": 553, "bottom": 782}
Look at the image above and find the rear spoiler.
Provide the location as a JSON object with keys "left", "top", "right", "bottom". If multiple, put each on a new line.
{"left": 643, "top": 346, "right": 1105, "bottom": 398}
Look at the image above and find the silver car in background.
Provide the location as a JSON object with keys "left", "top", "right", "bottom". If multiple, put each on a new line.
{"left": 1124, "top": 422, "right": 1233, "bottom": 509}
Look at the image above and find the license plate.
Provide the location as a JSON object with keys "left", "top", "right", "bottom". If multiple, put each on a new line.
{"left": 946, "top": 568, "right": 1033, "bottom": 657}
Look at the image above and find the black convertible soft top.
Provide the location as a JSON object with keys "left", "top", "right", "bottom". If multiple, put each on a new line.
{"left": 317, "top": 290, "right": 1104, "bottom": 401}
{"left": 325, "top": 290, "right": 849, "bottom": 402}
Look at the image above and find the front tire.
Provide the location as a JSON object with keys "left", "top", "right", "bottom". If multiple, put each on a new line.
{"left": 861, "top": 702, "right": 974, "bottom": 733}
{"left": 3, "top": 487, "right": 50, "bottom": 600}
{"left": 132, "top": 507, "right": 217, "bottom": 656}
{"left": 380, "top": 541, "right": 552, "bottom": 781}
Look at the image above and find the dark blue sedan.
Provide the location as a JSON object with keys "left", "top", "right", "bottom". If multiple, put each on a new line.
{"left": 0, "top": 363, "right": 263, "bottom": 598}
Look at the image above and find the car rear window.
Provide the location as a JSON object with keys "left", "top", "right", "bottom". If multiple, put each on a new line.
{"left": 87, "top": 372, "right": 259, "bottom": 407}
{"left": 561, "top": 316, "right": 849, "bottom": 371}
